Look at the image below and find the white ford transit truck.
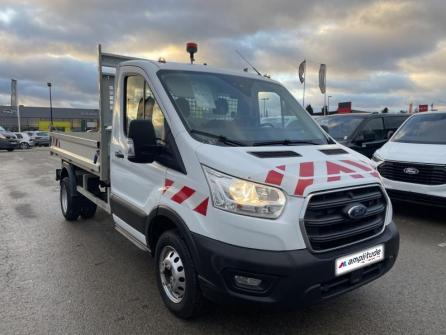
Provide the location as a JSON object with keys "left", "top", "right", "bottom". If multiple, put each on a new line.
{"left": 50, "top": 44, "right": 399, "bottom": 318}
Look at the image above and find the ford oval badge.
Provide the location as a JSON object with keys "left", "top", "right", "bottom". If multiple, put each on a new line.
{"left": 346, "top": 204, "right": 368, "bottom": 220}
{"left": 403, "top": 167, "right": 419, "bottom": 175}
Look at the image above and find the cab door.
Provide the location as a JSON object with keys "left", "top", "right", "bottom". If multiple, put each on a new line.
{"left": 110, "top": 67, "right": 167, "bottom": 236}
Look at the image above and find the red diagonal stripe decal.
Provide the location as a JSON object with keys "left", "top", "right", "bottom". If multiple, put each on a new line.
{"left": 171, "top": 186, "right": 195, "bottom": 204}
{"left": 327, "top": 161, "right": 363, "bottom": 182}
{"left": 342, "top": 160, "right": 380, "bottom": 179}
{"left": 294, "top": 162, "right": 314, "bottom": 196}
{"left": 193, "top": 198, "right": 209, "bottom": 216}
{"left": 265, "top": 165, "right": 286, "bottom": 185}
{"left": 163, "top": 179, "right": 174, "bottom": 194}
{"left": 342, "top": 160, "right": 372, "bottom": 172}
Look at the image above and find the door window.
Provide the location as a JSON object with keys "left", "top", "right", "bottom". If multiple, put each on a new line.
{"left": 124, "top": 74, "right": 165, "bottom": 141}
{"left": 361, "top": 118, "right": 384, "bottom": 140}
{"left": 384, "top": 116, "right": 407, "bottom": 132}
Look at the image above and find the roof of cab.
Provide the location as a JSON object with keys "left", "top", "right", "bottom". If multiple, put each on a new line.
{"left": 119, "top": 59, "right": 280, "bottom": 84}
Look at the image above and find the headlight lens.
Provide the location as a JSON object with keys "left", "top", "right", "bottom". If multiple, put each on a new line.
{"left": 203, "top": 166, "right": 286, "bottom": 219}
{"left": 372, "top": 153, "right": 384, "bottom": 164}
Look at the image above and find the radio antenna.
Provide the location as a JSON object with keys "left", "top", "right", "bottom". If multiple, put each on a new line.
{"left": 235, "top": 50, "right": 262, "bottom": 76}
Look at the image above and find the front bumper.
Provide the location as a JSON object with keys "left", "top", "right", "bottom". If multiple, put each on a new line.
{"left": 382, "top": 177, "right": 446, "bottom": 199}
{"left": 193, "top": 222, "right": 399, "bottom": 306}
{"left": 0, "top": 140, "right": 17, "bottom": 149}
{"left": 382, "top": 177, "right": 446, "bottom": 207}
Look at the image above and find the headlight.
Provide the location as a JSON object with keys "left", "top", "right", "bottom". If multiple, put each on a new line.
{"left": 203, "top": 166, "right": 286, "bottom": 219}
{"left": 372, "top": 153, "right": 384, "bottom": 164}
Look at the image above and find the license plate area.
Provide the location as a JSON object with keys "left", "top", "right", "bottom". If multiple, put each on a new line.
{"left": 335, "top": 244, "right": 384, "bottom": 276}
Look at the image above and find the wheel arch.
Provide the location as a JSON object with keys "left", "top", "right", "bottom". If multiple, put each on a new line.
{"left": 60, "top": 161, "right": 78, "bottom": 195}
{"left": 146, "top": 206, "right": 201, "bottom": 270}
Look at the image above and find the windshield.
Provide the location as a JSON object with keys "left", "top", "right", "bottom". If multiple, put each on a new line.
{"left": 317, "top": 115, "right": 365, "bottom": 140}
{"left": 157, "top": 70, "right": 329, "bottom": 146}
{"left": 392, "top": 113, "right": 446, "bottom": 145}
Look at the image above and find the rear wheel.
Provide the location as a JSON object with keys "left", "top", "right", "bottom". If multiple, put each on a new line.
{"left": 60, "top": 177, "right": 81, "bottom": 221}
{"left": 80, "top": 199, "right": 97, "bottom": 219}
{"left": 7, "top": 148, "right": 14, "bottom": 152}
{"left": 155, "top": 230, "right": 205, "bottom": 319}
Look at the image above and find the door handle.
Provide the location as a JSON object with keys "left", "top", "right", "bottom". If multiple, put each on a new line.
{"left": 115, "top": 151, "right": 124, "bottom": 159}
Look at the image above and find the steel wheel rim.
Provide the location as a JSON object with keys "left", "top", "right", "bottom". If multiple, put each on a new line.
{"left": 61, "top": 183, "right": 68, "bottom": 213}
{"left": 159, "top": 245, "right": 186, "bottom": 303}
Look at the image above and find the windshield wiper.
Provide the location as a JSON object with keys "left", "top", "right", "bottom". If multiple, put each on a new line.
{"left": 251, "top": 139, "right": 320, "bottom": 146}
{"left": 190, "top": 129, "right": 246, "bottom": 146}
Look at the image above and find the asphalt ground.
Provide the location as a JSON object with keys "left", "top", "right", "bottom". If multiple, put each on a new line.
{"left": 1, "top": 148, "right": 445, "bottom": 334}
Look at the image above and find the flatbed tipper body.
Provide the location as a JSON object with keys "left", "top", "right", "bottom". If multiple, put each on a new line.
{"left": 50, "top": 131, "right": 100, "bottom": 175}
{"left": 50, "top": 45, "right": 138, "bottom": 183}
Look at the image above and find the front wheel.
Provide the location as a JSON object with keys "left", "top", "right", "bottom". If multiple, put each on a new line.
{"left": 20, "top": 142, "right": 30, "bottom": 149}
{"left": 7, "top": 148, "right": 14, "bottom": 152}
{"left": 155, "top": 230, "right": 205, "bottom": 319}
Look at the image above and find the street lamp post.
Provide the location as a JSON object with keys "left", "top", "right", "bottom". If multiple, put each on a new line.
{"left": 260, "top": 97, "right": 269, "bottom": 117}
{"left": 328, "top": 96, "right": 332, "bottom": 114}
{"left": 47, "top": 82, "right": 53, "bottom": 130}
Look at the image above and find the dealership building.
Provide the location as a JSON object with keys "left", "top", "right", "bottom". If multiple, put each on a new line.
{"left": 0, "top": 105, "right": 99, "bottom": 132}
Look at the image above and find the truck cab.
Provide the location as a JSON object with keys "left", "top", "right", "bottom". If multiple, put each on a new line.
{"left": 51, "top": 46, "right": 399, "bottom": 318}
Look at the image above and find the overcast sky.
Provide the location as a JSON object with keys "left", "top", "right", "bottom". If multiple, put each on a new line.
{"left": 0, "top": 0, "right": 445, "bottom": 112}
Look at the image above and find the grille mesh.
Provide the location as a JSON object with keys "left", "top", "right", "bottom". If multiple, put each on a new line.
{"left": 303, "top": 186, "right": 387, "bottom": 251}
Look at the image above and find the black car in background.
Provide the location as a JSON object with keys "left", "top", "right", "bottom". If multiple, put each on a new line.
{"left": 316, "top": 113, "right": 409, "bottom": 158}
{"left": 0, "top": 126, "right": 18, "bottom": 151}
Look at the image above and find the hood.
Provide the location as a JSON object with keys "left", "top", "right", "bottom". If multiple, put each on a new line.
{"left": 377, "top": 141, "right": 446, "bottom": 165}
{"left": 196, "top": 144, "right": 380, "bottom": 197}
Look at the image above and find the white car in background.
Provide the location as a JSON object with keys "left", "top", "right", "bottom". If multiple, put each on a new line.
{"left": 14, "top": 132, "right": 35, "bottom": 149}
{"left": 27, "top": 131, "right": 50, "bottom": 146}
{"left": 373, "top": 112, "right": 446, "bottom": 207}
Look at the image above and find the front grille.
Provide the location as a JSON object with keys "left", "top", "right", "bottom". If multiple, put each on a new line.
{"left": 303, "top": 186, "right": 387, "bottom": 252}
{"left": 378, "top": 161, "right": 446, "bottom": 185}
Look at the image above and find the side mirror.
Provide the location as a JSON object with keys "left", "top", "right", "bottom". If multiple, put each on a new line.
{"left": 128, "top": 119, "right": 161, "bottom": 163}
{"left": 321, "top": 125, "right": 329, "bottom": 134}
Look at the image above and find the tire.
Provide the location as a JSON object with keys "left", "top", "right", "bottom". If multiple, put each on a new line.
{"left": 7, "top": 148, "right": 14, "bottom": 152}
{"left": 80, "top": 199, "right": 97, "bottom": 219}
{"left": 20, "top": 142, "right": 30, "bottom": 149}
{"left": 155, "top": 230, "right": 205, "bottom": 319}
{"left": 60, "top": 177, "right": 81, "bottom": 221}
